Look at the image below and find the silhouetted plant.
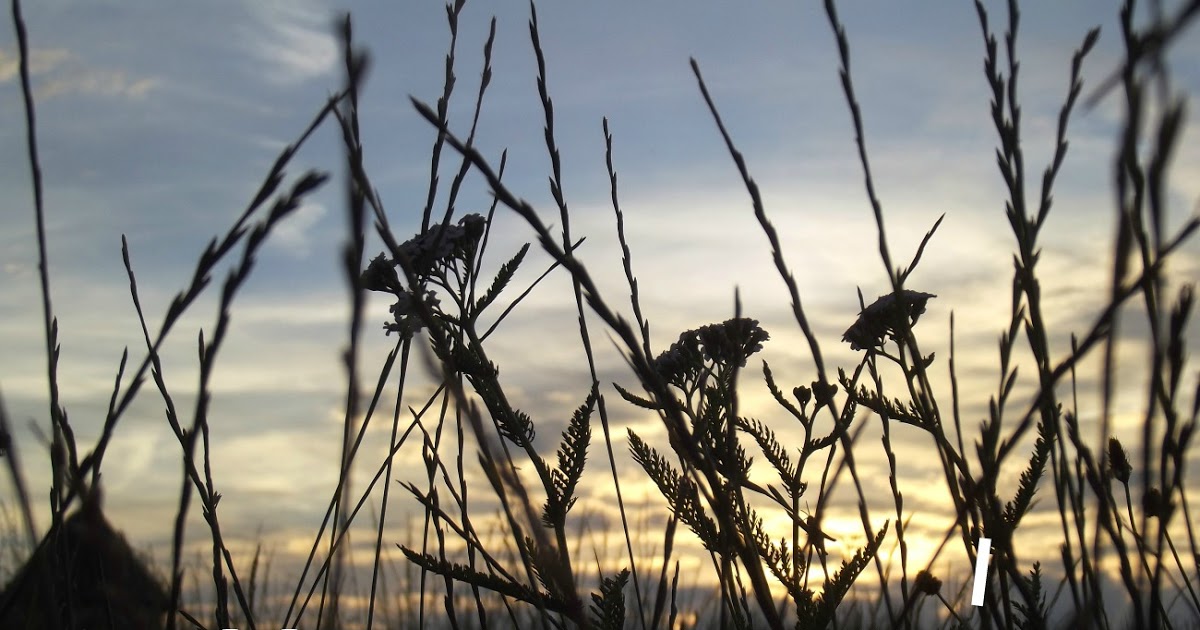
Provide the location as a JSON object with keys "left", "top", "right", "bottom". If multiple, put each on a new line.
{"left": 4, "top": 0, "right": 1199, "bottom": 629}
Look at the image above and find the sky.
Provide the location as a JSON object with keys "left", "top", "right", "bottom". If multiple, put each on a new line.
{"left": 2, "top": 0, "right": 1199, "bottom": 625}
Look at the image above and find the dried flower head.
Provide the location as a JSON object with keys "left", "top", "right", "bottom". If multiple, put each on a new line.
{"left": 793, "top": 385, "right": 811, "bottom": 409}
{"left": 361, "top": 252, "right": 403, "bottom": 293}
{"left": 1143, "top": 487, "right": 1174, "bottom": 521}
{"left": 652, "top": 318, "right": 769, "bottom": 388}
{"left": 384, "top": 289, "right": 441, "bottom": 338}
{"left": 460, "top": 212, "right": 486, "bottom": 242}
{"left": 812, "top": 379, "right": 838, "bottom": 408}
{"left": 914, "top": 570, "right": 942, "bottom": 596}
{"left": 392, "top": 213, "right": 487, "bottom": 278}
{"left": 696, "top": 317, "right": 769, "bottom": 368}
{"left": 1108, "top": 437, "right": 1132, "bottom": 484}
{"left": 652, "top": 331, "right": 704, "bottom": 389}
{"left": 842, "top": 290, "right": 936, "bottom": 351}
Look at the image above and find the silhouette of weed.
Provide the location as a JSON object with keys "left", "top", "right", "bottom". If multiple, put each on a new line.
{"left": 3, "top": 1, "right": 1199, "bottom": 629}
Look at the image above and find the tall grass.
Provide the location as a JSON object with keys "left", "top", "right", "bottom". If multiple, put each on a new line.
{"left": 2, "top": 0, "right": 1198, "bottom": 628}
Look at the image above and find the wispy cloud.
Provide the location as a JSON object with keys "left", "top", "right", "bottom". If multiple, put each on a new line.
{"left": 0, "top": 46, "right": 68, "bottom": 81}
{"left": 268, "top": 200, "right": 329, "bottom": 258}
{"left": 0, "top": 45, "right": 158, "bottom": 101}
{"left": 239, "top": 0, "right": 338, "bottom": 86}
{"left": 37, "top": 68, "right": 157, "bottom": 101}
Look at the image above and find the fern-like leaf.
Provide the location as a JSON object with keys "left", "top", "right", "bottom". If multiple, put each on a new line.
{"left": 543, "top": 388, "right": 596, "bottom": 528}
{"left": 1012, "top": 562, "right": 1048, "bottom": 629}
{"left": 1004, "top": 407, "right": 1055, "bottom": 526}
{"left": 629, "top": 429, "right": 720, "bottom": 551}
{"left": 747, "top": 509, "right": 806, "bottom": 601}
{"left": 399, "top": 546, "right": 569, "bottom": 614}
{"left": 474, "top": 242, "right": 530, "bottom": 315}
{"left": 803, "top": 522, "right": 888, "bottom": 629}
{"left": 590, "top": 568, "right": 631, "bottom": 630}
{"left": 613, "top": 381, "right": 661, "bottom": 410}
{"left": 843, "top": 379, "right": 926, "bottom": 429}
{"left": 735, "top": 415, "right": 802, "bottom": 498}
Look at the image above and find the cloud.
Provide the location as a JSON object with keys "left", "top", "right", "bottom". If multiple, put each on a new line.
{"left": 0, "top": 46, "right": 69, "bottom": 82}
{"left": 0, "top": 46, "right": 158, "bottom": 101}
{"left": 1, "top": 4, "right": 1197, "bottom": 619}
{"left": 36, "top": 69, "right": 157, "bottom": 101}
{"left": 239, "top": 0, "right": 338, "bottom": 86}
{"left": 268, "top": 200, "right": 329, "bottom": 258}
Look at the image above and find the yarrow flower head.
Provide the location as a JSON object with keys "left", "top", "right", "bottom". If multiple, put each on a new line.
{"left": 914, "top": 570, "right": 942, "bottom": 596}
{"left": 459, "top": 212, "right": 486, "bottom": 243}
{"left": 384, "top": 289, "right": 441, "bottom": 339}
{"left": 696, "top": 317, "right": 769, "bottom": 368}
{"left": 362, "top": 213, "right": 487, "bottom": 338}
{"left": 652, "top": 331, "right": 704, "bottom": 389}
{"left": 842, "top": 290, "right": 936, "bottom": 351}
{"left": 652, "top": 317, "right": 769, "bottom": 388}
{"left": 361, "top": 253, "right": 403, "bottom": 293}
{"left": 392, "top": 213, "right": 488, "bottom": 278}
